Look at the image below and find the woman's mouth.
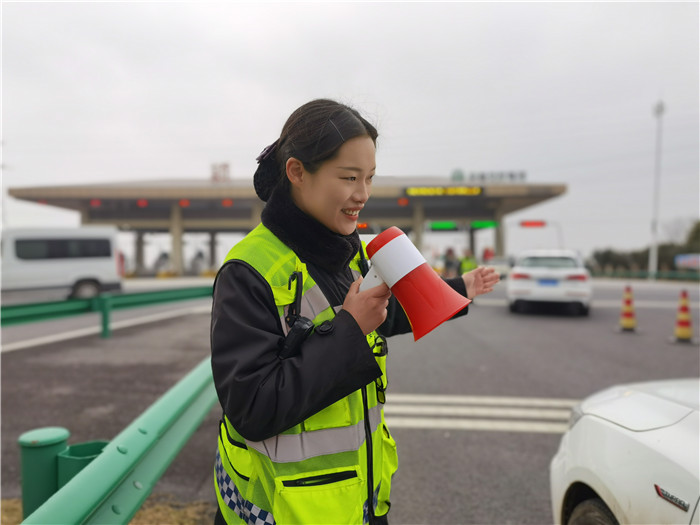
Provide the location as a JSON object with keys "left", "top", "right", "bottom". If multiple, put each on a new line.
{"left": 342, "top": 209, "right": 360, "bottom": 219}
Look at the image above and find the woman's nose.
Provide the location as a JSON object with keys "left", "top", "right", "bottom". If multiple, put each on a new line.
{"left": 354, "top": 181, "right": 371, "bottom": 203}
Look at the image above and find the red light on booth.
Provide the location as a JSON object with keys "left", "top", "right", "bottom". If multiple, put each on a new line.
{"left": 520, "top": 220, "right": 546, "bottom": 228}
{"left": 37, "top": 200, "right": 48, "bottom": 205}
{"left": 397, "top": 198, "right": 409, "bottom": 207}
{"left": 179, "top": 199, "right": 190, "bottom": 208}
{"left": 90, "top": 199, "right": 102, "bottom": 208}
{"left": 357, "top": 223, "right": 369, "bottom": 229}
{"left": 221, "top": 198, "right": 234, "bottom": 207}
{"left": 137, "top": 199, "right": 149, "bottom": 208}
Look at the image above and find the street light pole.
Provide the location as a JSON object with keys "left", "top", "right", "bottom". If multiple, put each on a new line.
{"left": 648, "top": 100, "right": 665, "bottom": 280}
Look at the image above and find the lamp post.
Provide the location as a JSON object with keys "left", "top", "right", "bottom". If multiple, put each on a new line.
{"left": 648, "top": 100, "right": 665, "bottom": 280}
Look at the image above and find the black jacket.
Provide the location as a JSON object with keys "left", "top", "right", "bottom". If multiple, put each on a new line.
{"left": 210, "top": 186, "right": 468, "bottom": 442}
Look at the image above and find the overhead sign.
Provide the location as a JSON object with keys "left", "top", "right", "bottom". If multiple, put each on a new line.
{"left": 405, "top": 186, "right": 482, "bottom": 197}
{"left": 467, "top": 171, "right": 526, "bottom": 183}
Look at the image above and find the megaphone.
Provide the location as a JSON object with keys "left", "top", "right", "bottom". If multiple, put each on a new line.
{"left": 360, "top": 226, "right": 471, "bottom": 340}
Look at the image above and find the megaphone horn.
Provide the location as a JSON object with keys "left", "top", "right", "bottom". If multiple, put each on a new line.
{"left": 360, "top": 226, "right": 471, "bottom": 340}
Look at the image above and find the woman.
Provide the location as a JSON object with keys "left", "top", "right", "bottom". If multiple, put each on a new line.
{"left": 211, "top": 99, "right": 499, "bottom": 525}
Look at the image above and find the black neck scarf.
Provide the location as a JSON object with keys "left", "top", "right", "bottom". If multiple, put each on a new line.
{"left": 261, "top": 184, "right": 361, "bottom": 274}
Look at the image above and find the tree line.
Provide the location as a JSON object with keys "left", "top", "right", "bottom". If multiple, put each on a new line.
{"left": 591, "top": 220, "right": 700, "bottom": 273}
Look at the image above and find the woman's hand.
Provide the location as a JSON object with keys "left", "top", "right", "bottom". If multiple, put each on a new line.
{"left": 342, "top": 277, "right": 392, "bottom": 335}
{"left": 462, "top": 266, "right": 500, "bottom": 299}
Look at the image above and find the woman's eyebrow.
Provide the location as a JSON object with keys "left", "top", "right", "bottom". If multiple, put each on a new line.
{"left": 337, "top": 166, "right": 376, "bottom": 172}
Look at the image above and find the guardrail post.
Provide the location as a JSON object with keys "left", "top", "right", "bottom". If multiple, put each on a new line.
{"left": 57, "top": 440, "right": 109, "bottom": 489}
{"left": 18, "top": 427, "right": 70, "bottom": 519}
{"left": 97, "top": 294, "right": 113, "bottom": 338}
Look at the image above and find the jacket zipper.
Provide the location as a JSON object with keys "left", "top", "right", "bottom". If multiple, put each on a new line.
{"left": 362, "top": 386, "right": 375, "bottom": 524}
{"left": 282, "top": 470, "right": 357, "bottom": 487}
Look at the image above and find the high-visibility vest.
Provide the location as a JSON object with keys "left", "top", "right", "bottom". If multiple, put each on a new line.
{"left": 459, "top": 257, "right": 477, "bottom": 274}
{"left": 214, "top": 223, "right": 398, "bottom": 525}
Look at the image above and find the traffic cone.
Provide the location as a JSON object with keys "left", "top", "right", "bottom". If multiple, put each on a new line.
{"left": 618, "top": 285, "right": 637, "bottom": 332}
{"left": 670, "top": 290, "right": 696, "bottom": 344}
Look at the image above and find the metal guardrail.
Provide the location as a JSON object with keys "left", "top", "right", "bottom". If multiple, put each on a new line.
{"left": 1, "top": 287, "right": 213, "bottom": 337}
{"left": 20, "top": 357, "right": 218, "bottom": 524}
{"left": 590, "top": 270, "right": 699, "bottom": 281}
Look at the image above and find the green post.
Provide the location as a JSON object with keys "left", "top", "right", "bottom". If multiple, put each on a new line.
{"left": 98, "top": 294, "right": 112, "bottom": 338}
{"left": 57, "top": 440, "right": 109, "bottom": 488}
{"left": 18, "top": 427, "right": 70, "bottom": 519}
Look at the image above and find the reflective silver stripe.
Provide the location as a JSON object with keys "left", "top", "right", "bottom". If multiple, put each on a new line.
{"left": 280, "top": 283, "right": 331, "bottom": 335}
{"left": 301, "top": 284, "right": 330, "bottom": 320}
{"left": 246, "top": 404, "right": 383, "bottom": 463}
{"left": 351, "top": 268, "right": 361, "bottom": 280}
{"left": 279, "top": 309, "right": 290, "bottom": 336}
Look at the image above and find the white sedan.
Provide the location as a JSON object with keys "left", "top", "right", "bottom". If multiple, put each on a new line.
{"left": 550, "top": 378, "right": 700, "bottom": 525}
{"left": 506, "top": 249, "right": 592, "bottom": 315}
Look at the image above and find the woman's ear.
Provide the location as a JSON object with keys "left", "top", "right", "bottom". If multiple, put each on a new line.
{"left": 286, "top": 158, "right": 305, "bottom": 186}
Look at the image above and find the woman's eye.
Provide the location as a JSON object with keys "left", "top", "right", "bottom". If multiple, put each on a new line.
{"left": 345, "top": 176, "right": 357, "bottom": 182}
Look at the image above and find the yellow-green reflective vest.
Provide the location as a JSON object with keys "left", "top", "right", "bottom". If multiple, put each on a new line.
{"left": 214, "top": 224, "right": 398, "bottom": 525}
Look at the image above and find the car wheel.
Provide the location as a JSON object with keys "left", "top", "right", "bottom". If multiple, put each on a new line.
{"left": 568, "top": 498, "right": 618, "bottom": 525}
{"left": 508, "top": 302, "right": 517, "bottom": 313}
{"left": 580, "top": 304, "right": 590, "bottom": 316}
{"left": 70, "top": 280, "right": 101, "bottom": 299}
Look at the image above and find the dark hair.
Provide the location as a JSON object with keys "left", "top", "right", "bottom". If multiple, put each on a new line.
{"left": 254, "top": 99, "right": 378, "bottom": 201}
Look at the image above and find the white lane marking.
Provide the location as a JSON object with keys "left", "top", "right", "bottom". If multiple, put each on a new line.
{"left": 386, "top": 393, "right": 579, "bottom": 407}
{"left": 385, "top": 416, "right": 568, "bottom": 434}
{"left": 384, "top": 404, "right": 572, "bottom": 420}
{"left": 1, "top": 305, "right": 211, "bottom": 354}
{"left": 384, "top": 393, "right": 576, "bottom": 434}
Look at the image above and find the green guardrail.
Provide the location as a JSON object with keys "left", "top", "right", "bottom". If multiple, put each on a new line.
{"left": 1, "top": 287, "right": 213, "bottom": 338}
{"left": 18, "top": 357, "right": 217, "bottom": 524}
{"left": 590, "top": 270, "right": 699, "bottom": 281}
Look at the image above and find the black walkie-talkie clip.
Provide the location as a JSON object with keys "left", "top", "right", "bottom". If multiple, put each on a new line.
{"left": 279, "top": 271, "right": 314, "bottom": 359}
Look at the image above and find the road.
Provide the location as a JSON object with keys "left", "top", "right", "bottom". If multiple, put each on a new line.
{"left": 2, "top": 278, "right": 698, "bottom": 524}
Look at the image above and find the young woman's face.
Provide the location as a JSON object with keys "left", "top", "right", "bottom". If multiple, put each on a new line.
{"left": 291, "top": 136, "right": 376, "bottom": 236}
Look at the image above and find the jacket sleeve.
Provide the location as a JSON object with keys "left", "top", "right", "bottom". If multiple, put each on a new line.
{"left": 378, "top": 276, "right": 469, "bottom": 337}
{"left": 211, "top": 261, "right": 382, "bottom": 442}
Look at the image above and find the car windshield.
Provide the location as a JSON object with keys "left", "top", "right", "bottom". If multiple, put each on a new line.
{"left": 518, "top": 256, "right": 578, "bottom": 268}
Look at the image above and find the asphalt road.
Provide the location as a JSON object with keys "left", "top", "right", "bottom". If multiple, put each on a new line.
{"left": 2, "top": 278, "right": 698, "bottom": 524}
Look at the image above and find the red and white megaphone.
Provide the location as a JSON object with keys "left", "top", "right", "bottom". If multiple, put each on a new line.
{"left": 360, "top": 226, "right": 471, "bottom": 340}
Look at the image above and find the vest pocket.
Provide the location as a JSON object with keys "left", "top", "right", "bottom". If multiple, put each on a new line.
{"left": 274, "top": 468, "right": 364, "bottom": 524}
{"left": 376, "top": 423, "right": 398, "bottom": 516}
{"left": 302, "top": 397, "right": 351, "bottom": 431}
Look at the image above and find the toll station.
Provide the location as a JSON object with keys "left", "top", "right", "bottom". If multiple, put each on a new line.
{"left": 9, "top": 173, "right": 566, "bottom": 275}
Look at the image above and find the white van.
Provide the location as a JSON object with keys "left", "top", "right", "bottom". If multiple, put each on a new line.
{"left": 1, "top": 226, "right": 124, "bottom": 299}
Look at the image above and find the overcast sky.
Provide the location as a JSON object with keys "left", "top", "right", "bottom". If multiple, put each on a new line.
{"left": 2, "top": 2, "right": 698, "bottom": 262}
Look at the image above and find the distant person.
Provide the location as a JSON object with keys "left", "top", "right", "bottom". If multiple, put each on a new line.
{"left": 153, "top": 251, "right": 170, "bottom": 274}
{"left": 460, "top": 248, "right": 478, "bottom": 274}
{"left": 210, "top": 99, "right": 499, "bottom": 525}
{"left": 190, "top": 250, "right": 206, "bottom": 275}
{"left": 443, "top": 247, "right": 460, "bottom": 278}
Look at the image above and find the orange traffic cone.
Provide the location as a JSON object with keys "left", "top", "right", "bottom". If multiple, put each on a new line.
{"left": 618, "top": 285, "right": 637, "bottom": 332}
{"left": 670, "top": 290, "right": 697, "bottom": 344}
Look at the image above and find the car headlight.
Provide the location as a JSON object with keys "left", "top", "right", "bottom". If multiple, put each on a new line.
{"left": 568, "top": 404, "right": 584, "bottom": 429}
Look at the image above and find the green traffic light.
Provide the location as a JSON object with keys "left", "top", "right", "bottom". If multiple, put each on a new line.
{"left": 430, "top": 221, "right": 458, "bottom": 231}
{"left": 470, "top": 220, "right": 498, "bottom": 229}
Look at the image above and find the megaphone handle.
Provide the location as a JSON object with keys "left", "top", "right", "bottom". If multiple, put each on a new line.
{"left": 359, "top": 264, "right": 385, "bottom": 292}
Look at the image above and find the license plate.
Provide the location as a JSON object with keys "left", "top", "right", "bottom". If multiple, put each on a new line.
{"left": 538, "top": 279, "right": 558, "bottom": 286}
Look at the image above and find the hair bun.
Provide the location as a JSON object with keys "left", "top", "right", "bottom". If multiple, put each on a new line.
{"left": 253, "top": 139, "right": 281, "bottom": 202}
{"left": 253, "top": 160, "right": 279, "bottom": 202}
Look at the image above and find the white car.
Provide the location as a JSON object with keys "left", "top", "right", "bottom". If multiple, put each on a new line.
{"left": 506, "top": 249, "right": 591, "bottom": 315}
{"left": 550, "top": 378, "right": 700, "bottom": 525}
